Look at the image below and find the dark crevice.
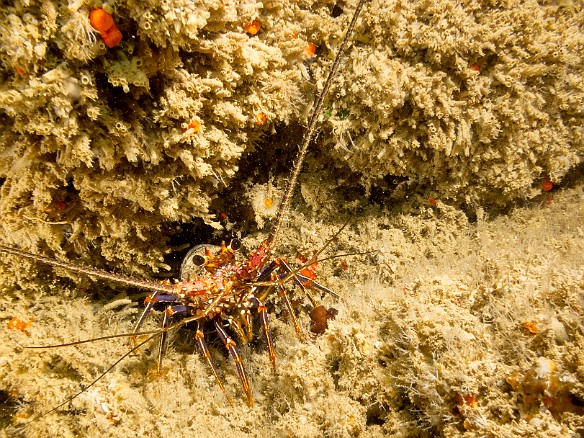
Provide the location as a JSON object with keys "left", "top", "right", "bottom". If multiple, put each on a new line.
{"left": 365, "top": 403, "right": 387, "bottom": 426}
{"left": 0, "top": 389, "right": 21, "bottom": 429}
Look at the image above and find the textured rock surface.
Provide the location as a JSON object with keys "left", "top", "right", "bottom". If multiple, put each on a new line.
{"left": 1, "top": 0, "right": 583, "bottom": 436}
{"left": 1, "top": 0, "right": 582, "bottom": 272}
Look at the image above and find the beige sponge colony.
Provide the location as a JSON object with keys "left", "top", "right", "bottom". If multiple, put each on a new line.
{"left": 0, "top": 1, "right": 583, "bottom": 436}
{"left": 1, "top": 0, "right": 582, "bottom": 270}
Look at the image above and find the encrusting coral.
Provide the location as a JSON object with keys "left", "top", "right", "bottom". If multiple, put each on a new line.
{"left": 0, "top": 0, "right": 317, "bottom": 273}
{"left": 0, "top": 0, "right": 582, "bottom": 272}
{"left": 314, "top": 0, "right": 584, "bottom": 207}
{"left": 0, "top": 0, "right": 583, "bottom": 436}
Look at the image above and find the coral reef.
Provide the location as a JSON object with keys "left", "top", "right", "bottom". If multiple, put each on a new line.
{"left": 1, "top": 0, "right": 584, "bottom": 437}
{"left": 0, "top": 0, "right": 317, "bottom": 273}
{"left": 316, "top": 0, "right": 584, "bottom": 207}
{"left": 0, "top": 0, "right": 582, "bottom": 273}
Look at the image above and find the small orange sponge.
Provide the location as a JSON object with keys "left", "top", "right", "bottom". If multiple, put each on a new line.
{"left": 90, "top": 8, "right": 122, "bottom": 48}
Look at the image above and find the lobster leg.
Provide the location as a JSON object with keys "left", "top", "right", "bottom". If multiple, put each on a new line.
{"left": 157, "top": 308, "right": 171, "bottom": 373}
{"left": 133, "top": 292, "right": 180, "bottom": 335}
{"left": 156, "top": 304, "right": 190, "bottom": 373}
{"left": 254, "top": 261, "right": 304, "bottom": 340}
{"left": 278, "top": 258, "right": 338, "bottom": 301}
{"left": 195, "top": 321, "right": 233, "bottom": 405}
{"left": 227, "top": 315, "right": 247, "bottom": 344}
{"left": 295, "top": 273, "right": 339, "bottom": 298}
{"left": 133, "top": 291, "right": 159, "bottom": 334}
{"left": 240, "top": 310, "right": 253, "bottom": 342}
{"left": 214, "top": 318, "right": 253, "bottom": 407}
{"left": 278, "top": 284, "right": 304, "bottom": 340}
{"left": 249, "top": 296, "right": 276, "bottom": 373}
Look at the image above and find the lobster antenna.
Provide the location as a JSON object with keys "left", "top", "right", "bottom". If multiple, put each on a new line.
{"left": 12, "top": 334, "right": 157, "bottom": 432}
{"left": 266, "top": 0, "right": 367, "bottom": 250}
{"left": 0, "top": 245, "right": 179, "bottom": 294}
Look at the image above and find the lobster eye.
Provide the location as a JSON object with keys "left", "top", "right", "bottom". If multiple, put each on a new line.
{"left": 230, "top": 238, "right": 241, "bottom": 251}
{"left": 192, "top": 254, "right": 206, "bottom": 266}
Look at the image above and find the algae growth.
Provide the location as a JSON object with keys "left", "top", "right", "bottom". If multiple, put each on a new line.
{"left": 1, "top": 0, "right": 583, "bottom": 437}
